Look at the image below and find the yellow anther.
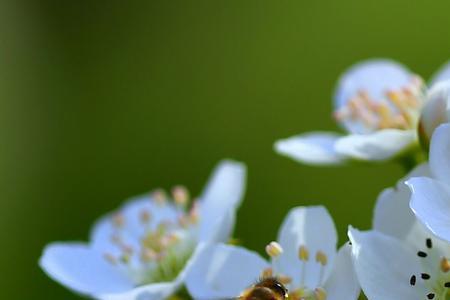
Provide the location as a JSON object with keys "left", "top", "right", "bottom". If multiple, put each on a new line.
{"left": 172, "top": 185, "right": 190, "bottom": 206}
{"left": 265, "top": 241, "right": 283, "bottom": 257}
{"left": 441, "top": 257, "right": 450, "bottom": 273}
{"left": 152, "top": 189, "right": 167, "bottom": 205}
{"left": 314, "top": 287, "right": 327, "bottom": 300}
{"left": 112, "top": 213, "right": 125, "bottom": 228}
{"left": 298, "top": 245, "right": 309, "bottom": 261}
{"left": 315, "top": 251, "right": 328, "bottom": 266}
{"left": 119, "top": 253, "right": 131, "bottom": 264}
{"left": 140, "top": 248, "right": 157, "bottom": 262}
{"left": 261, "top": 267, "right": 273, "bottom": 278}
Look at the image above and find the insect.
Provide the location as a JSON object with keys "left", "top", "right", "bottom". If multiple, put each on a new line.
{"left": 238, "top": 277, "right": 289, "bottom": 300}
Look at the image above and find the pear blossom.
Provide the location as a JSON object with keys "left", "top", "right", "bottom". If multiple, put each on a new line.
{"left": 39, "top": 160, "right": 246, "bottom": 300}
{"left": 185, "top": 206, "right": 360, "bottom": 300}
{"left": 408, "top": 123, "right": 450, "bottom": 244}
{"left": 275, "top": 59, "right": 450, "bottom": 166}
{"left": 348, "top": 158, "right": 450, "bottom": 300}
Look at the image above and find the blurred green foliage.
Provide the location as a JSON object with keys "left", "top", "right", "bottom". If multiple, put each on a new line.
{"left": 1, "top": 1, "right": 450, "bottom": 298}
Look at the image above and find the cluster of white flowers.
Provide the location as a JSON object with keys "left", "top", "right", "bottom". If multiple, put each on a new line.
{"left": 40, "top": 59, "right": 450, "bottom": 300}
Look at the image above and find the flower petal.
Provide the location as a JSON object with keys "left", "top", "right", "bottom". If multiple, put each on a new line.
{"left": 198, "top": 160, "right": 246, "bottom": 243}
{"left": 334, "top": 59, "right": 412, "bottom": 134}
{"left": 348, "top": 227, "right": 424, "bottom": 300}
{"left": 39, "top": 243, "right": 133, "bottom": 297}
{"left": 276, "top": 206, "right": 337, "bottom": 289}
{"left": 335, "top": 129, "right": 416, "bottom": 161}
{"left": 274, "top": 132, "right": 347, "bottom": 165}
{"left": 430, "top": 60, "right": 450, "bottom": 85}
{"left": 429, "top": 123, "right": 450, "bottom": 186}
{"left": 419, "top": 81, "right": 450, "bottom": 147}
{"left": 407, "top": 177, "right": 450, "bottom": 242}
{"left": 99, "top": 282, "right": 180, "bottom": 300}
{"left": 323, "top": 244, "right": 360, "bottom": 300}
{"left": 185, "top": 243, "right": 268, "bottom": 299}
{"left": 373, "top": 163, "right": 430, "bottom": 240}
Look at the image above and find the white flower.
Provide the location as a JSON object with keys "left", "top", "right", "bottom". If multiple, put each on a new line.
{"left": 185, "top": 206, "right": 360, "bottom": 300}
{"left": 39, "top": 160, "right": 246, "bottom": 300}
{"left": 275, "top": 59, "right": 450, "bottom": 166}
{"left": 348, "top": 160, "right": 450, "bottom": 300}
{"left": 408, "top": 123, "right": 450, "bottom": 243}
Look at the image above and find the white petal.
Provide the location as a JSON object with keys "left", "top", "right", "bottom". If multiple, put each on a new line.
{"left": 198, "top": 160, "right": 246, "bottom": 243}
{"left": 419, "top": 81, "right": 450, "bottom": 146}
{"left": 430, "top": 60, "right": 450, "bottom": 85}
{"left": 39, "top": 243, "right": 133, "bottom": 297}
{"left": 429, "top": 123, "right": 450, "bottom": 186}
{"left": 185, "top": 243, "right": 268, "bottom": 299}
{"left": 407, "top": 177, "right": 450, "bottom": 242}
{"left": 323, "top": 244, "right": 360, "bottom": 300}
{"left": 277, "top": 206, "right": 337, "bottom": 288}
{"left": 274, "top": 132, "right": 347, "bottom": 165}
{"left": 99, "top": 282, "right": 180, "bottom": 300}
{"left": 334, "top": 59, "right": 412, "bottom": 134}
{"left": 335, "top": 129, "right": 416, "bottom": 161}
{"left": 373, "top": 163, "right": 430, "bottom": 239}
{"left": 348, "top": 228, "right": 424, "bottom": 300}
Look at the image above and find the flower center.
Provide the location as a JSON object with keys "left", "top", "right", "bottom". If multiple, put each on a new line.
{"left": 409, "top": 237, "right": 450, "bottom": 299}
{"left": 264, "top": 242, "right": 329, "bottom": 300}
{"left": 102, "top": 187, "right": 199, "bottom": 285}
{"left": 334, "top": 76, "right": 425, "bottom": 133}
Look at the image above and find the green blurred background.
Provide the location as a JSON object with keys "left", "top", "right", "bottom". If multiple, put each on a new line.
{"left": 1, "top": 1, "right": 450, "bottom": 298}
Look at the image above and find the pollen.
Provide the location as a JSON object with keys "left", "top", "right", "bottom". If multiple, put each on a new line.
{"left": 266, "top": 241, "right": 284, "bottom": 257}
{"left": 298, "top": 245, "right": 309, "bottom": 261}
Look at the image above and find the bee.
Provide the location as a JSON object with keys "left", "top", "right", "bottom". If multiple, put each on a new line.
{"left": 238, "top": 277, "right": 288, "bottom": 300}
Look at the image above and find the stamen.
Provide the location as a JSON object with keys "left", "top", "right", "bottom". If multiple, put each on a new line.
{"left": 441, "top": 258, "right": 450, "bottom": 273}
{"left": 140, "top": 209, "right": 151, "bottom": 224}
{"left": 299, "top": 245, "right": 309, "bottom": 261}
{"left": 410, "top": 275, "right": 416, "bottom": 286}
{"left": 266, "top": 241, "right": 283, "bottom": 257}
{"left": 103, "top": 253, "right": 118, "bottom": 265}
{"left": 314, "top": 287, "right": 327, "bottom": 300}
{"left": 112, "top": 213, "right": 125, "bottom": 228}
{"left": 417, "top": 251, "right": 427, "bottom": 258}
{"left": 172, "top": 185, "right": 189, "bottom": 206}
{"left": 261, "top": 267, "right": 273, "bottom": 278}
{"left": 152, "top": 189, "right": 167, "bottom": 205}
{"left": 315, "top": 251, "right": 327, "bottom": 266}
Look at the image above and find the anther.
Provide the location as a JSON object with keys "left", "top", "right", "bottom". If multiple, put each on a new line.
{"left": 417, "top": 251, "right": 427, "bottom": 258}
{"left": 299, "top": 245, "right": 309, "bottom": 261}
{"left": 140, "top": 209, "right": 151, "bottom": 224}
{"left": 410, "top": 275, "right": 416, "bottom": 286}
{"left": 266, "top": 241, "right": 283, "bottom": 257}
{"left": 103, "top": 253, "right": 117, "bottom": 265}
{"left": 426, "top": 238, "right": 433, "bottom": 249}
{"left": 172, "top": 185, "right": 189, "bottom": 206}
{"left": 112, "top": 213, "right": 125, "bottom": 228}
{"left": 427, "top": 293, "right": 435, "bottom": 299}
{"left": 152, "top": 189, "right": 167, "bottom": 205}
{"left": 314, "top": 287, "right": 327, "bottom": 300}
{"left": 261, "top": 267, "right": 273, "bottom": 278}
{"left": 316, "top": 251, "right": 328, "bottom": 266}
{"left": 421, "top": 273, "right": 430, "bottom": 280}
{"left": 441, "top": 258, "right": 450, "bottom": 273}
